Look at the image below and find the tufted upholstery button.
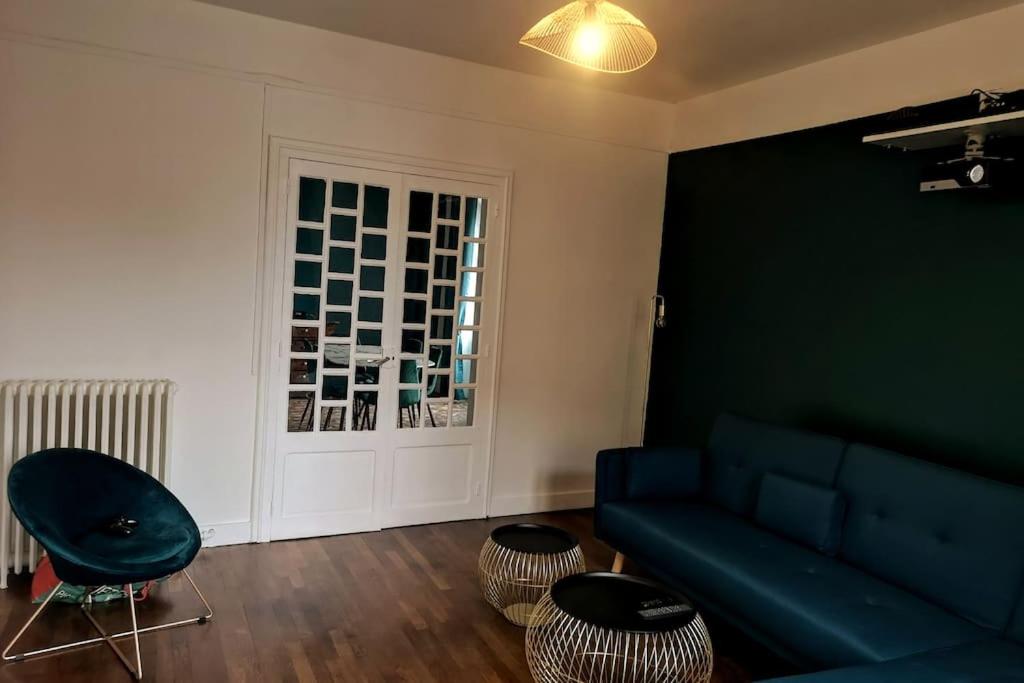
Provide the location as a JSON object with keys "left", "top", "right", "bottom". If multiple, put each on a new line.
{"left": 872, "top": 509, "right": 887, "bottom": 520}
{"left": 934, "top": 532, "right": 950, "bottom": 544}
{"left": 804, "top": 567, "right": 817, "bottom": 575}
{"left": 864, "top": 596, "right": 878, "bottom": 607}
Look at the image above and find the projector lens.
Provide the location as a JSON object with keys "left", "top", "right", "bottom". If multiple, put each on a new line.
{"left": 968, "top": 163, "right": 986, "bottom": 184}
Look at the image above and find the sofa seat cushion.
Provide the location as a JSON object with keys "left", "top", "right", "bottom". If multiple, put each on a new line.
{"left": 759, "top": 638, "right": 1024, "bottom": 682}
{"left": 600, "top": 501, "right": 989, "bottom": 667}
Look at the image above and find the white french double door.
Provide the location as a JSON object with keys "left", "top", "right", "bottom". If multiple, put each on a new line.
{"left": 267, "top": 155, "right": 504, "bottom": 541}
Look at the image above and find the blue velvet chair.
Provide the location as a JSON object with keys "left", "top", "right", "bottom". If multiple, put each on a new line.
{"left": 2, "top": 448, "right": 212, "bottom": 679}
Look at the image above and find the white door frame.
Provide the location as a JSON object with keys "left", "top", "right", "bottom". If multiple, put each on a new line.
{"left": 250, "top": 136, "right": 514, "bottom": 543}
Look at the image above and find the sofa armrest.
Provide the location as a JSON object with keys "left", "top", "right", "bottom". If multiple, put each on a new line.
{"left": 595, "top": 446, "right": 703, "bottom": 508}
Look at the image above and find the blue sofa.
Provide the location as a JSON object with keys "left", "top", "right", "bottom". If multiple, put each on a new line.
{"left": 595, "top": 414, "right": 1024, "bottom": 681}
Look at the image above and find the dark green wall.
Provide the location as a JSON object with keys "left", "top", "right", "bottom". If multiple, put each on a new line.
{"left": 646, "top": 111, "right": 1024, "bottom": 485}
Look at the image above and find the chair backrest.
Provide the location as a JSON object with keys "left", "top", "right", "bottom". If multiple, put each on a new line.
{"left": 8, "top": 448, "right": 195, "bottom": 548}
{"left": 837, "top": 444, "right": 1024, "bottom": 631}
{"left": 706, "top": 414, "right": 846, "bottom": 517}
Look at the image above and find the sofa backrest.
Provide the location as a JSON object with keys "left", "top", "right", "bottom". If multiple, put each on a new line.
{"left": 837, "top": 444, "right": 1024, "bottom": 631}
{"left": 706, "top": 414, "right": 846, "bottom": 517}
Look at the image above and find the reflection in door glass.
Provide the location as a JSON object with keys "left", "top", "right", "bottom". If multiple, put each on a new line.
{"left": 408, "top": 191, "right": 433, "bottom": 232}
{"left": 352, "top": 391, "right": 377, "bottom": 431}
{"left": 322, "top": 375, "right": 349, "bottom": 400}
{"left": 460, "top": 271, "right": 482, "bottom": 297}
{"left": 453, "top": 389, "right": 475, "bottom": 427}
{"left": 293, "top": 294, "right": 320, "bottom": 320}
{"left": 458, "top": 330, "right": 480, "bottom": 355}
{"left": 437, "top": 194, "right": 461, "bottom": 220}
{"left": 290, "top": 359, "right": 317, "bottom": 384}
{"left": 288, "top": 391, "right": 315, "bottom": 432}
{"left": 465, "top": 198, "right": 487, "bottom": 238}
{"left": 424, "top": 401, "right": 449, "bottom": 428}
{"left": 321, "top": 406, "right": 346, "bottom": 432}
{"left": 298, "top": 177, "right": 326, "bottom": 222}
{"left": 291, "top": 326, "right": 318, "bottom": 353}
{"left": 462, "top": 242, "right": 484, "bottom": 268}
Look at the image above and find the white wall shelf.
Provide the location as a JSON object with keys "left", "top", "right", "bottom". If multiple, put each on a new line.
{"left": 863, "top": 109, "right": 1024, "bottom": 150}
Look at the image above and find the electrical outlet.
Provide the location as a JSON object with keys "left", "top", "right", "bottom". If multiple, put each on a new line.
{"left": 200, "top": 528, "right": 216, "bottom": 543}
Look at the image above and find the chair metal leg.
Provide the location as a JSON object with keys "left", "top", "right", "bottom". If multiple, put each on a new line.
{"left": 2, "top": 569, "right": 212, "bottom": 676}
{"left": 2, "top": 580, "right": 64, "bottom": 662}
{"left": 427, "top": 403, "right": 436, "bottom": 427}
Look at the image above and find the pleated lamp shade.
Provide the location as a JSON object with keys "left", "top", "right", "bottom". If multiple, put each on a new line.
{"left": 519, "top": 0, "right": 657, "bottom": 74}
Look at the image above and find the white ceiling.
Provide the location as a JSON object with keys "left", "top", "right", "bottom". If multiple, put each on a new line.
{"left": 198, "top": 0, "right": 1024, "bottom": 102}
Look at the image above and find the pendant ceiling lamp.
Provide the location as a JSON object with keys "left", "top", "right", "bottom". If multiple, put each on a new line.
{"left": 519, "top": 0, "right": 657, "bottom": 74}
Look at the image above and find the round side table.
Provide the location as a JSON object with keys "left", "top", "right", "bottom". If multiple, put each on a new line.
{"left": 525, "top": 572, "right": 713, "bottom": 683}
{"left": 478, "top": 523, "right": 586, "bottom": 626}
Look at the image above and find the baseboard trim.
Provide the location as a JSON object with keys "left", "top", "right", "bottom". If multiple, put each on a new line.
{"left": 198, "top": 521, "right": 252, "bottom": 547}
{"left": 488, "top": 490, "right": 594, "bottom": 518}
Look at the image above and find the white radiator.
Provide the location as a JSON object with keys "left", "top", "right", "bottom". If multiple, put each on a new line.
{"left": 0, "top": 380, "right": 176, "bottom": 588}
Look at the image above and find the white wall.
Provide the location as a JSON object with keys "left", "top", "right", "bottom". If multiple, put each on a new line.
{"left": 671, "top": 3, "right": 1024, "bottom": 151}
{"left": 0, "top": 0, "right": 670, "bottom": 540}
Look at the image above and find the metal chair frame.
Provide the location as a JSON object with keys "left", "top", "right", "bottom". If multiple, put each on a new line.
{"left": 2, "top": 568, "right": 213, "bottom": 680}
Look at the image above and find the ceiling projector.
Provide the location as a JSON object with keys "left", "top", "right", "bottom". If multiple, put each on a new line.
{"left": 920, "top": 155, "right": 1014, "bottom": 192}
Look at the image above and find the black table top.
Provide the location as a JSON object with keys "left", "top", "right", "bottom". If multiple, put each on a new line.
{"left": 550, "top": 572, "right": 698, "bottom": 633}
{"left": 489, "top": 523, "right": 579, "bottom": 554}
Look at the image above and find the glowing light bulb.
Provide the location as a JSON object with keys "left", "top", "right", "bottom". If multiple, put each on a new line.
{"left": 574, "top": 23, "right": 607, "bottom": 59}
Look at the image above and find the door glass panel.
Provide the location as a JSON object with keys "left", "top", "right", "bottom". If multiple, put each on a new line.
{"left": 326, "top": 279, "right": 353, "bottom": 306}
{"left": 458, "top": 300, "right": 479, "bottom": 326}
{"left": 293, "top": 294, "right": 320, "bottom": 320}
{"left": 402, "top": 329, "right": 425, "bottom": 353}
{"left": 352, "top": 392, "right": 377, "bottom": 431}
{"left": 329, "top": 247, "right": 355, "bottom": 274}
{"left": 432, "top": 286, "right": 455, "bottom": 310}
{"left": 436, "top": 225, "right": 459, "bottom": 250}
{"left": 324, "top": 343, "right": 350, "bottom": 369}
{"left": 291, "top": 326, "right": 318, "bottom": 353}
{"left": 455, "top": 357, "right": 477, "bottom": 384}
{"left": 360, "top": 266, "right": 385, "bottom": 291}
{"left": 294, "top": 261, "right": 322, "bottom": 288}
{"left": 288, "top": 391, "right": 314, "bottom": 432}
{"left": 405, "top": 268, "right": 428, "bottom": 294}
{"left": 296, "top": 227, "right": 324, "bottom": 255}
{"left": 460, "top": 271, "right": 482, "bottom": 297}
{"left": 403, "top": 299, "right": 427, "bottom": 324}
{"left": 331, "top": 214, "right": 357, "bottom": 242}
{"left": 427, "top": 374, "right": 450, "bottom": 399}
{"left": 407, "top": 238, "right": 430, "bottom": 263}
{"left": 298, "top": 177, "right": 326, "bottom": 222}
{"left": 408, "top": 191, "right": 433, "bottom": 232}
{"left": 363, "top": 186, "right": 390, "bottom": 228}
{"left": 452, "top": 389, "right": 475, "bottom": 427}
{"left": 356, "top": 329, "right": 383, "bottom": 353}
{"left": 465, "top": 197, "right": 487, "bottom": 238}
{"left": 362, "top": 234, "right": 387, "bottom": 260}
{"left": 356, "top": 366, "right": 380, "bottom": 385}
{"left": 290, "top": 359, "right": 317, "bottom": 384}
{"left": 430, "top": 315, "right": 453, "bottom": 340}
{"left": 458, "top": 329, "right": 480, "bottom": 355}
{"left": 399, "top": 359, "right": 421, "bottom": 381}
{"left": 322, "top": 375, "right": 349, "bottom": 400}
{"left": 332, "top": 181, "right": 358, "bottom": 210}
{"left": 429, "top": 344, "right": 452, "bottom": 370}
{"left": 424, "top": 401, "right": 449, "bottom": 428}
{"left": 434, "top": 255, "right": 457, "bottom": 281}
{"left": 437, "top": 194, "right": 460, "bottom": 220}
{"left": 462, "top": 242, "right": 484, "bottom": 268}
{"left": 397, "top": 393, "right": 421, "bottom": 429}
{"left": 358, "top": 297, "right": 383, "bottom": 323}
{"left": 325, "top": 312, "right": 351, "bottom": 338}
{"left": 321, "top": 406, "right": 346, "bottom": 432}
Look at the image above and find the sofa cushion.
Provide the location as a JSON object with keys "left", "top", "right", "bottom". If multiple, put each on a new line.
{"left": 755, "top": 473, "right": 846, "bottom": 555}
{"left": 600, "top": 500, "right": 989, "bottom": 667}
{"left": 707, "top": 414, "right": 846, "bottom": 517}
{"left": 759, "top": 638, "right": 1024, "bottom": 683}
{"left": 1009, "top": 595, "right": 1024, "bottom": 644}
{"left": 837, "top": 444, "right": 1024, "bottom": 631}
